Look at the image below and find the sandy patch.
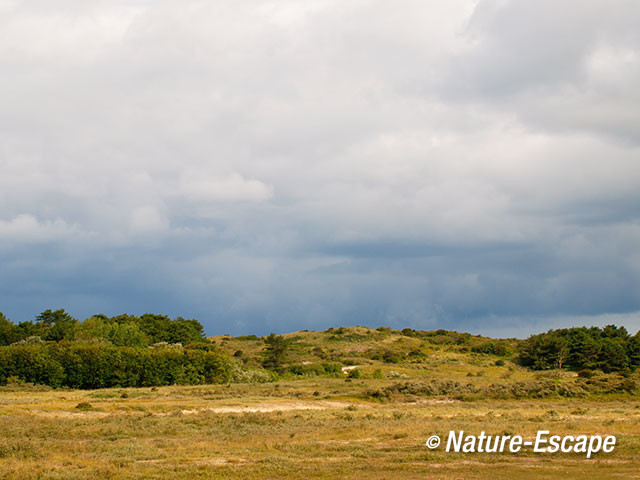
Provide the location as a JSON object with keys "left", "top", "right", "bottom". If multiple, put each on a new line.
{"left": 29, "top": 409, "right": 111, "bottom": 418}
{"left": 177, "top": 400, "right": 352, "bottom": 415}
{"left": 24, "top": 400, "right": 358, "bottom": 418}
{"left": 192, "top": 457, "right": 249, "bottom": 466}
{"left": 410, "top": 398, "right": 458, "bottom": 405}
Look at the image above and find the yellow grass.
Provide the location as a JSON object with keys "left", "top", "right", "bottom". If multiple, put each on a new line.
{"left": 1, "top": 379, "right": 639, "bottom": 479}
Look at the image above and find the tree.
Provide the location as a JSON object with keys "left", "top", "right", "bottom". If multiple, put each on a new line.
{"left": 35, "top": 309, "right": 77, "bottom": 341}
{"left": 0, "top": 312, "right": 21, "bottom": 346}
{"left": 628, "top": 332, "right": 640, "bottom": 368}
{"left": 518, "top": 325, "right": 637, "bottom": 372}
{"left": 167, "top": 318, "right": 206, "bottom": 344}
{"left": 262, "top": 333, "right": 292, "bottom": 370}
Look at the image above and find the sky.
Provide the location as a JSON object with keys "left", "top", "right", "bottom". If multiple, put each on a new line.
{"left": 1, "top": 0, "right": 639, "bottom": 337}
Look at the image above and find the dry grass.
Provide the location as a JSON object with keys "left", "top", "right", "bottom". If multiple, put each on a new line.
{"left": 1, "top": 379, "right": 639, "bottom": 479}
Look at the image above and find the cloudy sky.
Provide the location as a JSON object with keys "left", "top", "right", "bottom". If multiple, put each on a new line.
{"left": 1, "top": 0, "right": 639, "bottom": 337}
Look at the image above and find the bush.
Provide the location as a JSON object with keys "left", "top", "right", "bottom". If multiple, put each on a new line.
{"left": 0, "top": 342, "right": 233, "bottom": 389}
{"left": 382, "top": 350, "right": 404, "bottom": 364}
{"left": 286, "top": 362, "right": 342, "bottom": 377}
{"left": 472, "top": 341, "right": 511, "bottom": 356}
{"left": 0, "top": 345, "right": 65, "bottom": 387}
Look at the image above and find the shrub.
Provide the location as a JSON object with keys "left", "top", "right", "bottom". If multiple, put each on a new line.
{"left": 382, "top": 350, "right": 403, "bottom": 364}
{"left": 472, "top": 341, "right": 511, "bottom": 356}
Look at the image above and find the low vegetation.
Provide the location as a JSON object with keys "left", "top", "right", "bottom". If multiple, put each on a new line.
{"left": 1, "top": 311, "right": 639, "bottom": 478}
{"left": 1, "top": 311, "right": 640, "bottom": 393}
{"left": 0, "top": 380, "right": 638, "bottom": 479}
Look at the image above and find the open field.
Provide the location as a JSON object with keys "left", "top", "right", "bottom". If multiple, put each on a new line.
{"left": 1, "top": 379, "right": 639, "bottom": 479}
{"left": 1, "top": 326, "right": 638, "bottom": 478}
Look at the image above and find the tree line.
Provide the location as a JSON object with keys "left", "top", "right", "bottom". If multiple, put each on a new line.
{"left": 0, "top": 342, "right": 232, "bottom": 388}
{"left": 0, "top": 309, "right": 206, "bottom": 347}
{"left": 0, "top": 309, "right": 232, "bottom": 388}
{"left": 518, "top": 325, "right": 640, "bottom": 373}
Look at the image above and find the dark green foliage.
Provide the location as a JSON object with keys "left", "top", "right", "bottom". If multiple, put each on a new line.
{"left": 471, "top": 340, "right": 511, "bottom": 356}
{"left": 0, "top": 342, "right": 232, "bottom": 388}
{"left": 2, "top": 309, "right": 78, "bottom": 344}
{"left": 138, "top": 314, "right": 206, "bottom": 344}
{"left": 0, "top": 309, "right": 230, "bottom": 388}
{"left": 408, "top": 349, "right": 427, "bottom": 359}
{"left": 3, "top": 310, "right": 206, "bottom": 347}
{"left": 401, "top": 328, "right": 416, "bottom": 337}
{"left": 518, "top": 325, "right": 636, "bottom": 373}
{"left": 0, "top": 313, "right": 21, "bottom": 346}
{"left": 262, "top": 333, "right": 292, "bottom": 370}
{"left": 235, "top": 335, "right": 259, "bottom": 341}
{"left": 16, "top": 321, "right": 39, "bottom": 340}
{"left": 382, "top": 350, "right": 404, "bottom": 364}
{"left": 35, "top": 309, "right": 78, "bottom": 342}
{"left": 628, "top": 331, "right": 640, "bottom": 365}
{"left": 423, "top": 330, "right": 470, "bottom": 345}
{"left": 287, "top": 362, "right": 341, "bottom": 377}
{"left": 365, "top": 348, "right": 405, "bottom": 363}
{"left": 347, "top": 368, "right": 361, "bottom": 379}
{"left": 0, "top": 344, "right": 65, "bottom": 387}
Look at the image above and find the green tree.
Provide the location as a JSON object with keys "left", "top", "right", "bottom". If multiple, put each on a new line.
{"left": 628, "top": 332, "right": 640, "bottom": 368}
{"left": 167, "top": 317, "right": 206, "bottom": 344}
{"left": 0, "top": 312, "right": 21, "bottom": 346}
{"left": 262, "top": 333, "right": 292, "bottom": 370}
{"left": 36, "top": 309, "right": 77, "bottom": 341}
{"left": 108, "top": 323, "right": 150, "bottom": 347}
{"left": 519, "top": 325, "right": 636, "bottom": 372}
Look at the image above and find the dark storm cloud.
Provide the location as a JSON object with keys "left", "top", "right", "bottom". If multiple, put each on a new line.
{"left": 0, "top": 0, "right": 639, "bottom": 336}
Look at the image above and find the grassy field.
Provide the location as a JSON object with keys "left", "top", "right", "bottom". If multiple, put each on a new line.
{"left": 1, "top": 381, "right": 638, "bottom": 479}
{"left": 1, "top": 326, "right": 638, "bottom": 479}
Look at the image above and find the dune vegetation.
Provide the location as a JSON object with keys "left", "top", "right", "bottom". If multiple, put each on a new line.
{"left": 1, "top": 315, "right": 639, "bottom": 479}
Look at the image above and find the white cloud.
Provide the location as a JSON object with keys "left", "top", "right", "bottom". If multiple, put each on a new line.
{"left": 0, "top": 214, "right": 76, "bottom": 242}
{"left": 0, "top": 0, "right": 639, "bottom": 334}
{"left": 178, "top": 172, "right": 273, "bottom": 204}
{"left": 129, "top": 206, "right": 168, "bottom": 233}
